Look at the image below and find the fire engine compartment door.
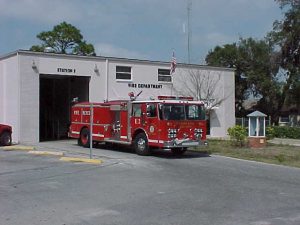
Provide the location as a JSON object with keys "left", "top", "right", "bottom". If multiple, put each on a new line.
{"left": 112, "top": 111, "right": 121, "bottom": 139}
{"left": 110, "top": 109, "right": 128, "bottom": 140}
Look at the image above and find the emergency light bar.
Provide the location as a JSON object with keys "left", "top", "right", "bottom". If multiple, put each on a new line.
{"left": 158, "top": 96, "right": 194, "bottom": 101}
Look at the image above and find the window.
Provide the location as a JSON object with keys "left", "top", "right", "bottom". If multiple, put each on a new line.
{"left": 132, "top": 104, "right": 142, "bottom": 117}
{"left": 162, "top": 104, "right": 185, "bottom": 120}
{"left": 160, "top": 104, "right": 205, "bottom": 120}
{"left": 279, "top": 116, "right": 289, "bottom": 123}
{"left": 185, "top": 105, "right": 205, "bottom": 120}
{"left": 158, "top": 69, "right": 172, "bottom": 82}
{"left": 116, "top": 66, "right": 131, "bottom": 80}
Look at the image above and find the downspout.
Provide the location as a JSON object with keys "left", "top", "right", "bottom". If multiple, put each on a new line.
{"left": 2, "top": 57, "right": 6, "bottom": 123}
{"left": 105, "top": 59, "right": 109, "bottom": 101}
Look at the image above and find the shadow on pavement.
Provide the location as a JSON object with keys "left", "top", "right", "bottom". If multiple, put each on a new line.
{"left": 91, "top": 143, "right": 210, "bottom": 159}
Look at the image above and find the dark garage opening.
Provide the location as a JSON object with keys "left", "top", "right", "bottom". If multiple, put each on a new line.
{"left": 40, "top": 75, "right": 90, "bottom": 141}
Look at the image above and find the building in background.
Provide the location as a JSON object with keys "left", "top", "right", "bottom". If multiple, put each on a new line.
{"left": 0, "top": 50, "right": 235, "bottom": 143}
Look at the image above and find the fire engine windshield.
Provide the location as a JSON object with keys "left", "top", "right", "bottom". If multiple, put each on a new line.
{"left": 160, "top": 104, "right": 205, "bottom": 121}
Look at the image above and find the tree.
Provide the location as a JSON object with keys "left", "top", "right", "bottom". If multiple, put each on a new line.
{"left": 30, "top": 22, "right": 96, "bottom": 55}
{"left": 173, "top": 69, "right": 228, "bottom": 113}
{"left": 73, "top": 41, "right": 96, "bottom": 56}
{"left": 205, "top": 43, "right": 247, "bottom": 116}
{"left": 268, "top": 1, "right": 300, "bottom": 107}
{"left": 206, "top": 38, "right": 281, "bottom": 120}
{"left": 275, "top": 0, "right": 300, "bottom": 8}
{"left": 204, "top": 1, "right": 300, "bottom": 123}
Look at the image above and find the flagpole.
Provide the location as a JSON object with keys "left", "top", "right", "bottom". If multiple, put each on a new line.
{"left": 170, "top": 50, "right": 176, "bottom": 96}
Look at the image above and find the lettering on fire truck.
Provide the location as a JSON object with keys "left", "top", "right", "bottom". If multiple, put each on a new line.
{"left": 69, "top": 96, "right": 208, "bottom": 156}
{"left": 81, "top": 111, "right": 90, "bottom": 116}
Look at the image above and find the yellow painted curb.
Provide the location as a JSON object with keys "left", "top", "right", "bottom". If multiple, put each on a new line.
{"left": 28, "top": 151, "right": 64, "bottom": 156}
{"left": 1, "top": 145, "right": 35, "bottom": 151}
{"left": 59, "top": 157, "right": 102, "bottom": 164}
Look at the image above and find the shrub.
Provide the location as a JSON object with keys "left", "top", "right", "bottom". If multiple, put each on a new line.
{"left": 227, "top": 125, "right": 248, "bottom": 147}
{"left": 272, "top": 126, "right": 300, "bottom": 139}
{"left": 266, "top": 126, "right": 275, "bottom": 140}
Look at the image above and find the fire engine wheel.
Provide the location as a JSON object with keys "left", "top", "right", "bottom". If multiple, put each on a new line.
{"left": 171, "top": 147, "right": 187, "bottom": 156}
{"left": 134, "top": 133, "right": 150, "bottom": 156}
{"left": 80, "top": 128, "right": 90, "bottom": 148}
{"left": 0, "top": 131, "right": 12, "bottom": 146}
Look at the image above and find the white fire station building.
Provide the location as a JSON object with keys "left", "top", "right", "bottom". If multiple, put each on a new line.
{"left": 0, "top": 50, "right": 235, "bottom": 144}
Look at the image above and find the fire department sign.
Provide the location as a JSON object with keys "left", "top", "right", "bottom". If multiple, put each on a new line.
{"left": 128, "top": 83, "right": 163, "bottom": 89}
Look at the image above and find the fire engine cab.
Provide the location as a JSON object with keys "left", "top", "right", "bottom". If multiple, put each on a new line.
{"left": 69, "top": 95, "right": 207, "bottom": 155}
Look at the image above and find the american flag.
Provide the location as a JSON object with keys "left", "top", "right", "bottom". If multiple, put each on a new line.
{"left": 170, "top": 51, "right": 176, "bottom": 75}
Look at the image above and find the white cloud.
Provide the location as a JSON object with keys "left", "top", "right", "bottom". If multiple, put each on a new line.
{"left": 95, "top": 43, "right": 149, "bottom": 60}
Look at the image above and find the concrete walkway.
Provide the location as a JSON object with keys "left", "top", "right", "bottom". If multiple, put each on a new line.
{"left": 268, "top": 138, "right": 300, "bottom": 147}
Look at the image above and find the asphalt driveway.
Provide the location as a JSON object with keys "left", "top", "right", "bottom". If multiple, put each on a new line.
{"left": 1, "top": 140, "right": 300, "bottom": 225}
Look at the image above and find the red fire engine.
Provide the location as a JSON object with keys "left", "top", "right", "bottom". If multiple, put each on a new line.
{"left": 69, "top": 95, "right": 207, "bottom": 155}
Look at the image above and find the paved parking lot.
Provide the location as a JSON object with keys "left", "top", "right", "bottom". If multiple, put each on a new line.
{"left": 1, "top": 140, "right": 300, "bottom": 225}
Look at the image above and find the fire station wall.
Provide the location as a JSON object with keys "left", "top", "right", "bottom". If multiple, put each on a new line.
{"left": 0, "top": 62, "right": 3, "bottom": 121}
{"left": 19, "top": 55, "right": 40, "bottom": 143}
{"left": 222, "top": 70, "right": 235, "bottom": 136}
{"left": 0, "top": 55, "right": 20, "bottom": 143}
{"left": 18, "top": 53, "right": 106, "bottom": 143}
{"left": 37, "top": 55, "right": 105, "bottom": 103}
{"left": 106, "top": 60, "right": 173, "bottom": 101}
{"left": 208, "top": 70, "right": 235, "bottom": 137}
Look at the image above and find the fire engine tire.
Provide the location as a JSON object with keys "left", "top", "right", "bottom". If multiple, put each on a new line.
{"left": 0, "top": 131, "right": 12, "bottom": 146}
{"left": 134, "top": 133, "right": 150, "bottom": 156}
{"left": 171, "top": 147, "right": 187, "bottom": 156}
{"left": 80, "top": 128, "right": 90, "bottom": 148}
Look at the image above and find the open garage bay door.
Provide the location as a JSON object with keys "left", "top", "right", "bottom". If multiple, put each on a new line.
{"left": 40, "top": 75, "right": 90, "bottom": 141}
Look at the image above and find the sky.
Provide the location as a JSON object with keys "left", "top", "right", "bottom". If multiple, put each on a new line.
{"left": 0, "top": 0, "right": 283, "bottom": 64}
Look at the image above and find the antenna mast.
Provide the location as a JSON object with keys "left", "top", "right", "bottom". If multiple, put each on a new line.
{"left": 187, "top": 0, "right": 192, "bottom": 64}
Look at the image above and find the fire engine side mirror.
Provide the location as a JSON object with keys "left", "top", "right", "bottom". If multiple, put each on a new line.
{"left": 146, "top": 104, "right": 157, "bottom": 117}
{"left": 146, "top": 105, "right": 151, "bottom": 117}
{"left": 72, "top": 97, "right": 79, "bottom": 103}
{"left": 141, "top": 104, "right": 147, "bottom": 125}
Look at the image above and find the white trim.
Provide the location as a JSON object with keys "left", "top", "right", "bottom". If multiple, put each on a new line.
{"left": 93, "top": 133, "right": 104, "bottom": 137}
{"left": 72, "top": 122, "right": 110, "bottom": 126}
{"left": 148, "top": 140, "right": 164, "bottom": 144}
{"left": 2, "top": 50, "right": 235, "bottom": 73}
{"left": 120, "top": 136, "right": 128, "bottom": 139}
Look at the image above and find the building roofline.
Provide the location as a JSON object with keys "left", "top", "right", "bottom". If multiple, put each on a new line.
{"left": 0, "top": 49, "right": 235, "bottom": 72}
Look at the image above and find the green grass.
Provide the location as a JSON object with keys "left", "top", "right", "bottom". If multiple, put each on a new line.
{"left": 193, "top": 139, "right": 300, "bottom": 168}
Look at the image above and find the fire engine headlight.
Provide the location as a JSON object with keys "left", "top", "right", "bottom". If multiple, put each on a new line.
{"left": 194, "top": 128, "right": 203, "bottom": 139}
{"left": 168, "top": 129, "right": 177, "bottom": 139}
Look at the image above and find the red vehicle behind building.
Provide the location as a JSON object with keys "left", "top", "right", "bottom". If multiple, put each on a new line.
{"left": 69, "top": 96, "right": 207, "bottom": 155}
{"left": 0, "top": 124, "right": 12, "bottom": 146}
